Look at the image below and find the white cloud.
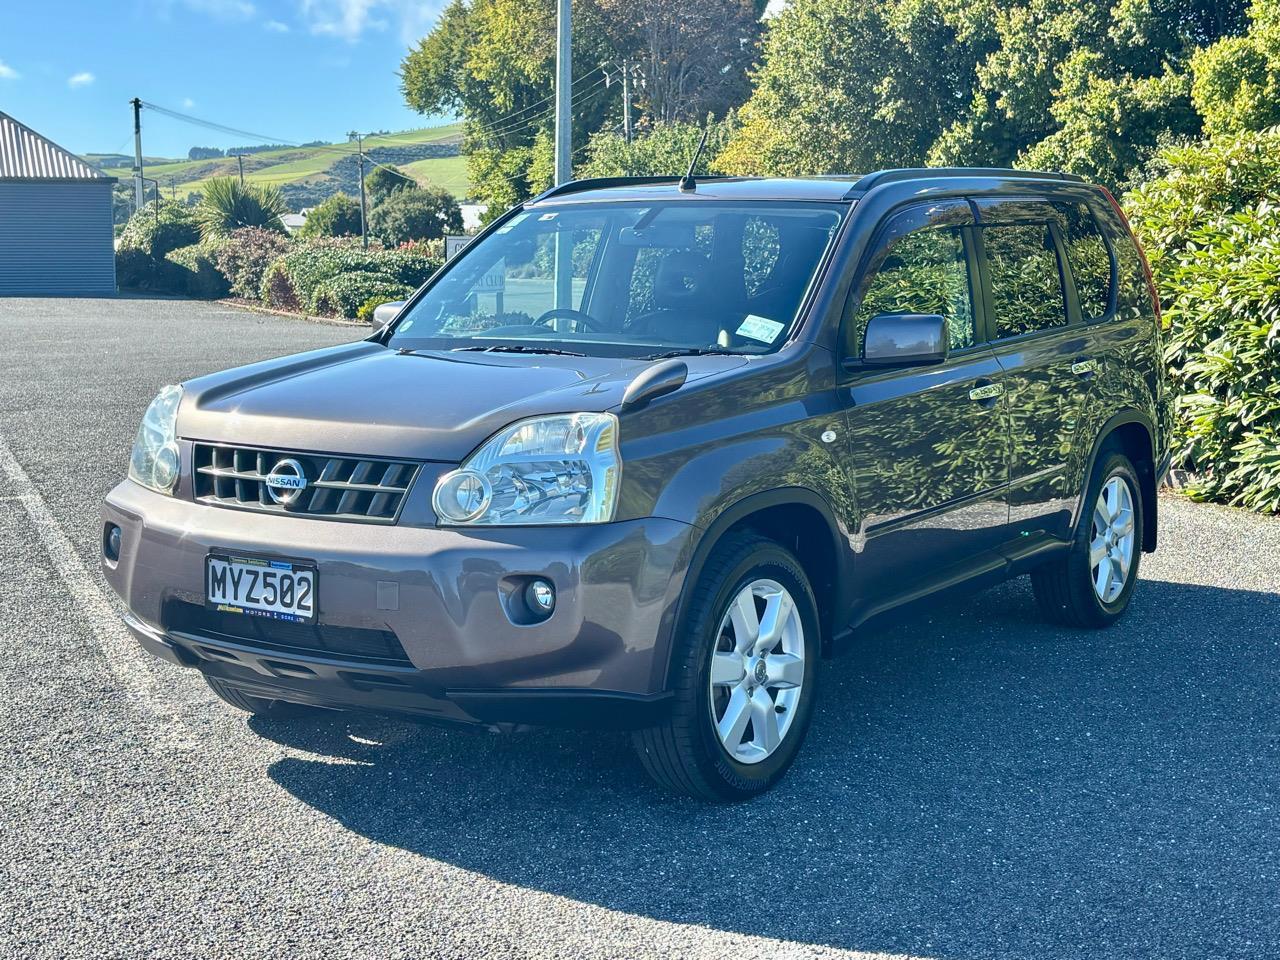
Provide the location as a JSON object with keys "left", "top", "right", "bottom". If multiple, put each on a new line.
{"left": 299, "top": 0, "right": 442, "bottom": 43}
{"left": 264, "top": 18, "right": 290, "bottom": 31}
{"left": 67, "top": 71, "right": 95, "bottom": 88}
{"left": 0, "top": 59, "right": 19, "bottom": 80}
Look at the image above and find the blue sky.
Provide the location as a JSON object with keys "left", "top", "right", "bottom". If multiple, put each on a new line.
{"left": 0, "top": 0, "right": 451, "bottom": 159}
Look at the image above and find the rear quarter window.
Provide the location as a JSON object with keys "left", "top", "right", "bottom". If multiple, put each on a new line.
{"left": 1052, "top": 201, "right": 1114, "bottom": 321}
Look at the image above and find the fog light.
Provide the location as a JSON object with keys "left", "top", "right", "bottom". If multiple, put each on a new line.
{"left": 104, "top": 523, "right": 122, "bottom": 562}
{"left": 526, "top": 579, "right": 555, "bottom": 616}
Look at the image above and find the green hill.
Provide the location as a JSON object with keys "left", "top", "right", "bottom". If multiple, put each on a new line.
{"left": 96, "top": 123, "right": 467, "bottom": 210}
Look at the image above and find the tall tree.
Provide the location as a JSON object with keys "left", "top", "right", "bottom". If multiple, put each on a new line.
{"left": 595, "top": 0, "right": 764, "bottom": 124}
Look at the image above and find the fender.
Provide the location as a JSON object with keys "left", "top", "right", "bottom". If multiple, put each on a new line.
{"left": 655, "top": 485, "right": 854, "bottom": 691}
{"left": 1073, "top": 407, "right": 1160, "bottom": 552}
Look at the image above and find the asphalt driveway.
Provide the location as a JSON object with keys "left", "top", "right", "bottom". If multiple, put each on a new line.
{"left": 1, "top": 296, "right": 1277, "bottom": 959}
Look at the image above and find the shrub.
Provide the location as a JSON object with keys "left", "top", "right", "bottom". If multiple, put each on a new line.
{"left": 213, "top": 227, "right": 292, "bottom": 299}
{"left": 198, "top": 176, "right": 288, "bottom": 238}
{"left": 116, "top": 247, "right": 182, "bottom": 292}
{"left": 164, "top": 241, "right": 230, "bottom": 298}
{"left": 117, "top": 202, "right": 201, "bottom": 259}
{"left": 298, "top": 193, "right": 363, "bottom": 238}
{"left": 260, "top": 257, "right": 299, "bottom": 310}
{"left": 311, "top": 271, "right": 413, "bottom": 319}
{"left": 357, "top": 294, "right": 405, "bottom": 322}
{"left": 368, "top": 187, "right": 462, "bottom": 246}
{"left": 258, "top": 237, "right": 442, "bottom": 311}
{"left": 1125, "top": 126, "right": 1280, "bottom": 511}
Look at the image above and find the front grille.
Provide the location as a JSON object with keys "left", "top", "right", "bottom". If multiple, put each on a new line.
{"left": 193, "top": 443, "right": 419, "bottom": 523}
{"left": 165, "top": 600, "right": 411, "bottom": 666}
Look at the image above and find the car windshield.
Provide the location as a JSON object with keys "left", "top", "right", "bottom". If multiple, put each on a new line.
{"left": 386, "top": 200, "right": 846, "bottom": 358}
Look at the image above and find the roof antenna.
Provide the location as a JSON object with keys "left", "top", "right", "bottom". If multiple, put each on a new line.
{"left": 678, "top": 126, "right": 711, "bottom": 193}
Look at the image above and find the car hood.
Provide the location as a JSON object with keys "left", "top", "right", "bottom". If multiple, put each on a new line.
{"left": 177, "top": 340, "right": 745, "bottom": 461}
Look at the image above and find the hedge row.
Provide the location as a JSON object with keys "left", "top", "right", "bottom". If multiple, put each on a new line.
{"left": 116, "top": 213, "right": 443, "bottom": 320}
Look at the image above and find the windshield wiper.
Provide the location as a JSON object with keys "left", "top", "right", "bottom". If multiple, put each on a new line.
{"left": 641, "top": 347, "right": 739, "bottom": 361}
{"left": 452, "top": 344, "right": 586, "bottom": 357}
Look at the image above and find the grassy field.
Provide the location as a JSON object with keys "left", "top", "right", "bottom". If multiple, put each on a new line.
{"left": 95, "top": 122, "right": 468, "bottom": 203}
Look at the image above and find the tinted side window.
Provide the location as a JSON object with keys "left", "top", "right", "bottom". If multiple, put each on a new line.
{"left": 1053, "top": 201, "right": 1113, "bottom": 320}
{"left": 849, "top": 203, "right": 975, "bottom": 353}
{"left": 983, "top": 223, "right": 1068, "bottom": 339}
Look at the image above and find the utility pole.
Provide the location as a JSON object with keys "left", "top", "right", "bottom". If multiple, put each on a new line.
{"left": 552, "top": 0, "right": 573, "bottom": 315}
{"left": 622, "top": 59, "right": 632, "bottom": 144}
{"left": 349, "top": 131, "right": 368, "bottom": 249}
{"left": 235, "top": 154, "right": 244, "bottom": 185}
{"left": 130, "top": 98, "right": 144, "bottom": 213}
{"left": 553, "top": 0, "right": 572, "bottom": 186}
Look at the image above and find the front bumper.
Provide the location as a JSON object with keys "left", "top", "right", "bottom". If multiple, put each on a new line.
{"left": 102, "top": 480, "right": 697, "bottom": 728}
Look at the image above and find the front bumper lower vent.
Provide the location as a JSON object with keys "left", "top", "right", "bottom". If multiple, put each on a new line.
{"left": 192, "top": 443, "right": 420, "bottom": 523}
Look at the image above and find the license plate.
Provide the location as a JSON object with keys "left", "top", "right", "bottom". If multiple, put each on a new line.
{"left": 205, "top": 554, "right": 317, "bottom": 623}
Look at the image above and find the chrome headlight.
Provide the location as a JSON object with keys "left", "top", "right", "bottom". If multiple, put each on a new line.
{"left": 128, "top": 385, "right": 182, "bottom": 495}
{"left": 434, "top": 413, "right": 620, "bottom": 526}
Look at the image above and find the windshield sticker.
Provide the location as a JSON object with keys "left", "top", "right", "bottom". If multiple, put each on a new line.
{"left": 537, "top": 212, "right": 558, "bottom": 221}
{"left": 736, "top": 315, "right": 786, "bottom": 344}
{"left": 495, "top": 213, "right": 529, "bottom": 234}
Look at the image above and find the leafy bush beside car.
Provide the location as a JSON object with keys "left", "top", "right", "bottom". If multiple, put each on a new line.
{"left": 259, "top": 238, "right": 442, "bottom": 312}
{"left": 117, "top": 203, "right": 201, "bottom": 259}
{"left": 213, "top": 227, "right": 292, "bottom": 299}
{"left": 312, "top": 271, "right": 413, "bottom": 319}
{"left": 1125, "top": 126, "right": 1280, "bottom": 512}
{"left": 164, "top": 241, "right": 231, "bottom": 298}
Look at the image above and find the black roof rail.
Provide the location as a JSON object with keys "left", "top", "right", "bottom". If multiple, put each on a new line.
{"left": 529, "top": 175, "right": 738, "bottom": 203}
{"left": 844, "top": 167, "right": 1086, "bottom": 198}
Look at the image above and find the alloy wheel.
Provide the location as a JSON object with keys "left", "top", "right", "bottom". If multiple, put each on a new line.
{"left": 1090, "top": 475, "right": 1136, "bottom": 603}
{"left": 708, "top": 578, "right": 806, "bottom": 764}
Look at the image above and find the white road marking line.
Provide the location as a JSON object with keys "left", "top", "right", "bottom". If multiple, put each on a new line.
{"left": 0, "top": 432, "right": 193, "bottom": 744}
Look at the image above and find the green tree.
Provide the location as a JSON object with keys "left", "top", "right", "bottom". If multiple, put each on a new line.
{"left": 299, "top": 192, "right": 363, "bottom": 238}
{"left": 1192, "top": 0, "right": 1280, "bottom": 135}
{"left": 197, "top": 177, "right": 288, "bottom": 238}
{"left": 718, "top": 0, "right": 994, "bottom": 176}
{"left": 930, "top": 0, "right": 1247, "bottom": 183}
{"left": 579, "top": 118, "right": 736, "bottom": 178}
{"left": 365, "top": 164, "right": 417, "bottom": 206}
{"left": 368, "top": 187, "right": 464, "bottom": 246}
{"left": 723, "top": 0, "right": 1248, "bottom": 186}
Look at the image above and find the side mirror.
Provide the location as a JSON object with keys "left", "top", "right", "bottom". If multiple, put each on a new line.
{"left": 371, "top": 300, "right": 407, "bottom": 332}
{"left": 862, "top": 313, "right": 949, "bottom": 367}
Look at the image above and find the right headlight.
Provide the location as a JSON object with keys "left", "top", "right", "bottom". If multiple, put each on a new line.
{"left": 128, "top": 385, "right": 182, "bottom": 495}
{"left": 433, "top": 412, "right": 620, "bottom": 526}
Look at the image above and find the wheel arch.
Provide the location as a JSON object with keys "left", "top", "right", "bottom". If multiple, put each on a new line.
{"left": 659, "top": 488, "right": 852, "bottom": 691}
{"left": 1079, "top": 410, "right": 1159, "bottom": 552}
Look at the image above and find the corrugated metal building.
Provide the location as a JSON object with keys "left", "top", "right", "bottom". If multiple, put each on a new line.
{"left": 0, "top": 111, "right": 116, "bottom": 295}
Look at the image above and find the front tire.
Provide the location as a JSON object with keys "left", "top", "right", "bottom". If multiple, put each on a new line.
{"left": 632, "top": 534, "right": 819, "bottom": 801}
{"left": 1032, "top": 449, "right": 1144, "bottom": 628}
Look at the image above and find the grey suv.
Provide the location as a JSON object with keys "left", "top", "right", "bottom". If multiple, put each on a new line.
{"left": 102, "top": 168, "right": 1171, "bottom": 800}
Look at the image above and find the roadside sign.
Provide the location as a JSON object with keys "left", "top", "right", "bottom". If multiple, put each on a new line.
{"left": 445, "top": 235, "right": 472, "bottom": 261}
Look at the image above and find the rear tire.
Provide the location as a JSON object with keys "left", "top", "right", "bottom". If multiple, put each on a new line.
{"left": 632, "top": 534, "right": 820, "bottom": 802}
{"left": 204, "top": 675, "right": 301, "bottom": 716}
{"left": 1032, "top": 449, "right": 1143, "bottom": 628}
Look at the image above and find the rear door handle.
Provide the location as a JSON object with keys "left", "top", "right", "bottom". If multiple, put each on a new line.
{"left": 968, "top": 381, "right": 1004, "bottom": 403}
{"left": 1071, "top": 358, "right": 1099, "bottom": 378}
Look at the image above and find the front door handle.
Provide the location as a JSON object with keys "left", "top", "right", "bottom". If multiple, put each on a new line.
{"left": 968, "top": 381, "right": 1004, "bottom": 404}
{"left": 1071, "top": 358, "right": 1099, "bottom": 378}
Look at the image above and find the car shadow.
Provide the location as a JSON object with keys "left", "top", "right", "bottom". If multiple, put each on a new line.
{"left": 251, "top": 576, "right": 1280, "bottom": 958}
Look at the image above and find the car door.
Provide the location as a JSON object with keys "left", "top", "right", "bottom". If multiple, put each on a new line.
{"left": 975, "top": 198, "right": 1105, "bottom": 547}
{"left": 838, "top": 200, "right": 1011, "bottom": 614}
